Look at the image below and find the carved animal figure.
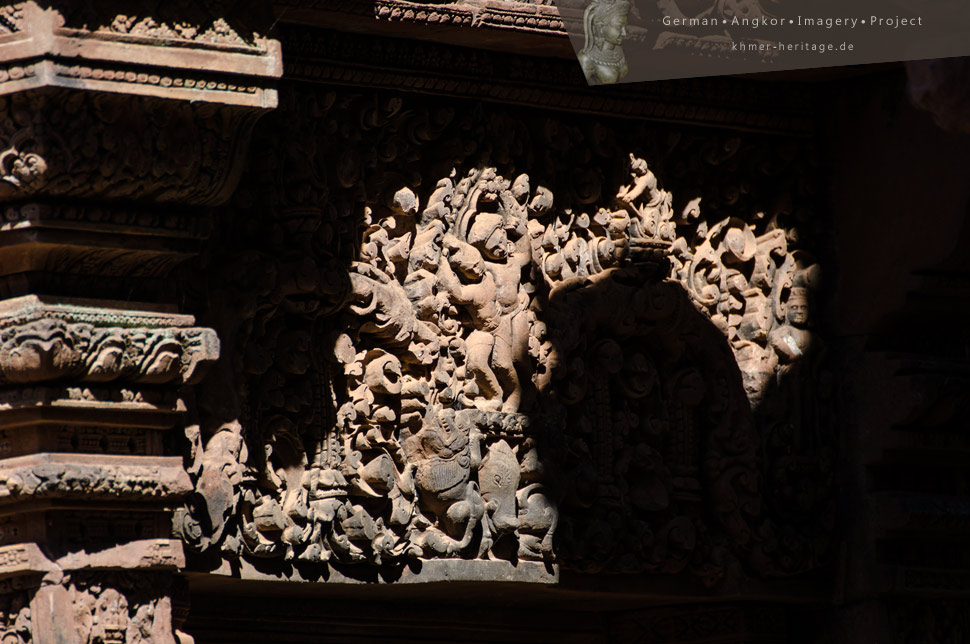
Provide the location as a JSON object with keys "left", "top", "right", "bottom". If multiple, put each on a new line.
{"left": 403, "top": 407, "right": 486, "bottom": 556}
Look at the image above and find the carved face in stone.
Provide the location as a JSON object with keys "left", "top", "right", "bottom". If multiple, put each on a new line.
{"left": 418, "top": 408, "right": 468, "bottom": 459}
{"left": 600, "top": 11, "right": 628, "bottom": 46}
{"left": 786, "top": 292, "right": 809, "bottom": 327}
{"left": 468, "top": 213, "right": 509, "bottom": 260}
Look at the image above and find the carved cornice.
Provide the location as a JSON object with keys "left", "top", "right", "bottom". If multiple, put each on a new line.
{"left": 0, "top": 1, "right": 280, "bottom": 108}
{"left": 370, "top": 0, "right": 563, "bottom": 34}
{"left": 0, "top": 453, "right": 191, "bottom": 506}
{"left": 0, "top": 296, "right": 219, "bottom": 386}
{"left": 0, "top": 2, "right": 282, "bottom": 305}
{"left": 279, "top": 0, "right": 563, "bottom": 30}
{"left": 280, "top": 25, "right": 816, "bottom": 136}
{"left": 0, "top": 88, "right": 267, "bottom": 207}
{"left": 0, "top": 385, "right": 183, "bottom": 419}
{"left": 0, "top": 203, "right": 209, "bottom": 239}
{"left": 273, "top": 0, "right": 569, "bottom": 58}
{"left": 0, "top": 540, "right": 184, "bottom": 580}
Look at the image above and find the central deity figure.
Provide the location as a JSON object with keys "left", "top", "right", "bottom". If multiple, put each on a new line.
{"left": 578, "top": 0, "right": 631, "bottom": 85}
{"left": 437, "top": 170, "right": 533, "bottom": 412}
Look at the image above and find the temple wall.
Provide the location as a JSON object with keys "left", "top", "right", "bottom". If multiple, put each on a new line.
{"left": 0, "top": 3, "right": 965, "bottom": 642}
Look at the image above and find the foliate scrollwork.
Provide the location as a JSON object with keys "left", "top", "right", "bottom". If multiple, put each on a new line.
{"left": 0, "top": 129, "right": 46, "bottom": 190}
{"left": 671, "top": 207, "right": 822, "bottom": 407}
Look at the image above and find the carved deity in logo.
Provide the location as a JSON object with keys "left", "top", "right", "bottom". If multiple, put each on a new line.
{"left": 578, "top": 0, "right": 631, "bottom": 85}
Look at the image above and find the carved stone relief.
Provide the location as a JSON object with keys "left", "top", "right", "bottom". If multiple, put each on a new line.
{"left": 0, "top": 590, "right": 30, "bottom": 644}
{"left": 0, "top": 1, "right": 279, "bottom": 110}
{"left": 55, "top": 572, "right": 183, "bottom": 644}
{"left": 0, "top": 297, "right": 214, "bottom": 639}
{"left": 0, "top": 4, "right": 279, "bottom": 638}
{"left": 177, "top": 85, "right": 833, "bottom": 582}
{"left": 0, "top": 90, "right": 263, "bottom": 206}
{"left": 0, "top": 296, "right": 218, "bottom": 386}
{"left": 0, "top": 135, "right": 46, "bottom": 190}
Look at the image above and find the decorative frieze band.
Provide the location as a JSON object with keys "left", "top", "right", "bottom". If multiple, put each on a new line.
{"left": 281, "top": 25, "right": 816, "bottom": 136}
{"left": 0, "top": 296, "right": 219, "bottom": 386}
{"left": 0, "top": 1, "right": 280, "bottom": 108}
{"left": 0, "top": 453, "right": 191, "bottom": 506}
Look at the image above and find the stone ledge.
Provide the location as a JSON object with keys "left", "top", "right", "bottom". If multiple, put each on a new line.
{"left": 0, "top": 295, "right": 219, "bottom": 386}
{"left": 0, "top": 203, "right": 210, "bottom": 239}
{"left": 0, "top": 538, "right": 185, "bottom": 580}
{"left": 0, "top": 453, "right": 191, "bottom": 506}
{"left": 0, "top": 295, "right": 195, "bottom": 327}
{"left": 205, "top": 557, "right": 558, "bottom": 585}
{"left": 0, "top": 386, "right": 184, "bottom": 433}
{"left": 0, "top": 1, "right": 280, "bottom": 108}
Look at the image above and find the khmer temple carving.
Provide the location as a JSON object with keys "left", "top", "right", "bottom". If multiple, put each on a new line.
{"left": 170, "top": 83, "right": 833, "bottom": 586}
{"left": 0, "top": 1, "right": 963, "bottom": 642}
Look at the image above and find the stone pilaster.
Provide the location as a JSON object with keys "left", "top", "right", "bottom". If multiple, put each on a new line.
{"left": 0, "top": 2, "right": 280, "bottom": 642}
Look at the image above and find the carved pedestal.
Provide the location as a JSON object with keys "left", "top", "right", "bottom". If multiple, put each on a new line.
{"left": 0, "top": 2, "right": 279, "bottom": 641}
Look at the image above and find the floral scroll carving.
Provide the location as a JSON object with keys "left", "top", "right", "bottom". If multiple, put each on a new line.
{"left": 0, "top": 132, "right": 46, "bottom": 190}
{"left": 179, "top": 89, "right": 833, "bottom": 583}
{"left": 671, "top": 207, "right": 822, "bottom": 407}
